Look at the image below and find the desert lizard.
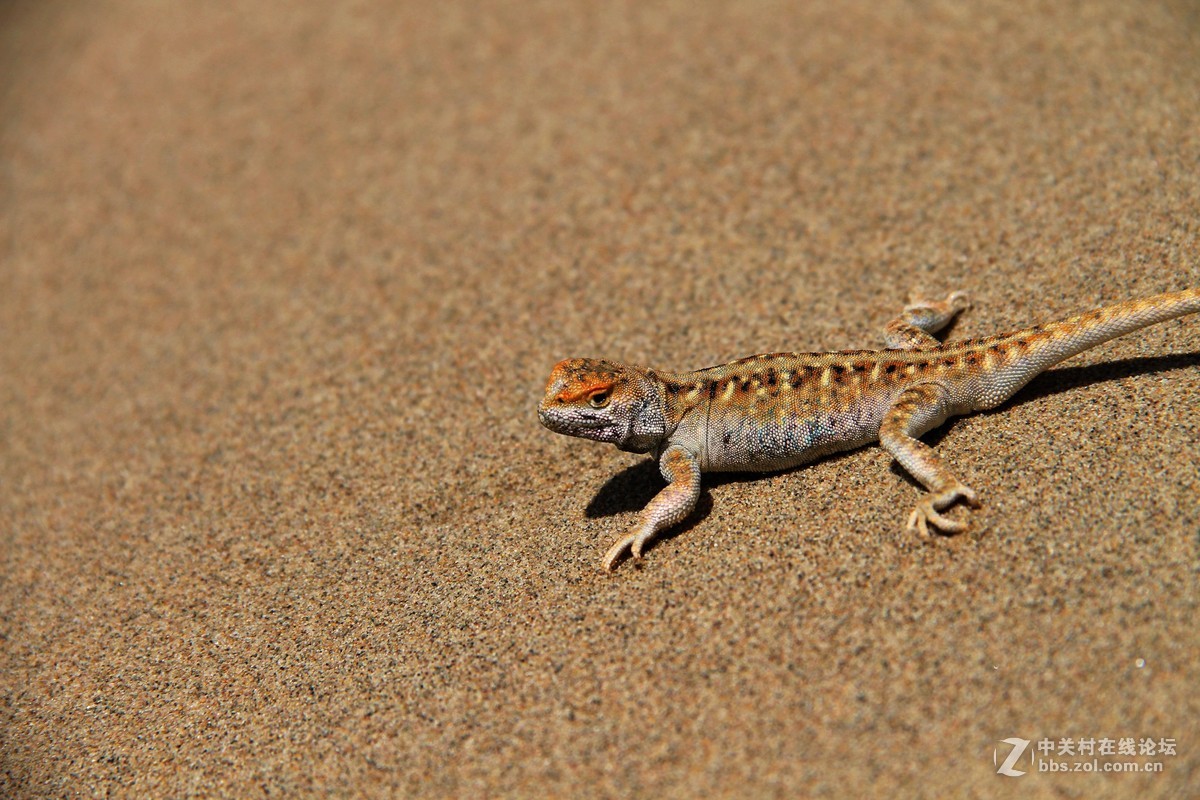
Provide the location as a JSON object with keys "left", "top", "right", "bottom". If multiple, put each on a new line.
{"left": 538, "top": 288, "right": 1200, "bottom": 570}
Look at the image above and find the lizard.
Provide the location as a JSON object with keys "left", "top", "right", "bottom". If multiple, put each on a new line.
{"left": 538, "top": 287, "right": 1200, "bottom": 571}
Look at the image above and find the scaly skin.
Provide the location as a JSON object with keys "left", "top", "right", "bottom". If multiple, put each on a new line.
{"left": 538, "top": 288, "right": 1200, "bottom": 570}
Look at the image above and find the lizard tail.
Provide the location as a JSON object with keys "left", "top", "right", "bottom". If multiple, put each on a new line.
{"left": 976, "top": 288, "right": 1200, "bottom": 409}
{"left": 1031, "top": 287, "right": 1200, "bottom": 367}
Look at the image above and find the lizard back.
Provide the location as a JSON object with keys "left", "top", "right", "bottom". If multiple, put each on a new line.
{"left": 662, "top": 288, "right": 1200, "bottom": 471}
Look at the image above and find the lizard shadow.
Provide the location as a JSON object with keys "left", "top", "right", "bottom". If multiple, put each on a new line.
{"left": 998, "top": 351, "right": 1200, "bottom": 405}
{"left": 587, "top": 455, "right": 802, "bottom": 521}
{"left": 584, "top": 461, "right": 716, "bottom": 557}
{"left": 588, "top": 352, "right": 1200, "bottom": 526}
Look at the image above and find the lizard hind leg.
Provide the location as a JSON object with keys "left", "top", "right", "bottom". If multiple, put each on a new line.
{"left": 878, "top": 382, "right": 982, "bottom": 536}
{"left": 883, "top": 290, "right": 972, "bottom": 350}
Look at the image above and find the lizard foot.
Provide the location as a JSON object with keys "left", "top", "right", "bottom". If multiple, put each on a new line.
{"left": 906, "top": 483, "right": 981, "bottom": 537}
{"left": 905, "top": 289, "right": 972, "bottom": 315}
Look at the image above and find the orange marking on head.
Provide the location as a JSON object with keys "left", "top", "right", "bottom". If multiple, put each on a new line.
{"left": 557, "top": 381, "right": 613, "bottom": 403}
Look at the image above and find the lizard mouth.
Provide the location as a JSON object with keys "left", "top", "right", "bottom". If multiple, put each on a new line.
{"left": 537, "top": 408, "right": 616, "bottom": 437}
{"left": 569, "top": 418, "right": 612, "bottom": 430}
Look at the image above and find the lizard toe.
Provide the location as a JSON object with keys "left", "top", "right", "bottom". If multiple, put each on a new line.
{"left": 946, "top": 290, "right": 972, "bottom": 311}
{"left": 923, "top": 505, "right": 969, "bottom": 533}
{"left": 961, "top": 486, "right": 982, "bottom": 508}
{"left": 602, "top": 533, "right": 637, "bottom": 572}
{"left": 907, "top": 506, "right": 932, "bottom": 537}
{"left": 908, "top": 487, "right": 978, "bottom": 537}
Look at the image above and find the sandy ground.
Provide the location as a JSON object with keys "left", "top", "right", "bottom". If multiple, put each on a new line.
{"left": 2, "top": 2, "right": 1198, "bottom": 797}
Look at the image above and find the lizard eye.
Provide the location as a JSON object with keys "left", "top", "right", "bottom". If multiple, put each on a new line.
{"left": 587, "top": 389, "right": 611, "bottom": 408}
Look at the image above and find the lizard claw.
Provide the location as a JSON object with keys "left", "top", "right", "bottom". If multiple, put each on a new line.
{"left": 906, "top": 483, "right": 980, "bottom": 537}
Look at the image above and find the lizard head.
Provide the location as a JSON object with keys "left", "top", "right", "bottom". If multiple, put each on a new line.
{"left": 538, "top": 358, "right": 667, "bottom": 454}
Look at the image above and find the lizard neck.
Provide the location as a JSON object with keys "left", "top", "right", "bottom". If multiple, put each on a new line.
{"left": 614, "top": 367, "right": 673, "bottom": 454}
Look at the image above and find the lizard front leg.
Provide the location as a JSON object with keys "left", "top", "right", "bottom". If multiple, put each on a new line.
{"left": 878, "top": 382, "right": 981, "bottom": 535}
{"left": 602, "top": 444, "right": 701, "bottom": 571}
{"left": 884, "top": 290, "right": 971, "bottom": 349}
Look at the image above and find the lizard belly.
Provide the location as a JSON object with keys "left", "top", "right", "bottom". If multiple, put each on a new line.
{"left": 699, "top": 391, "right": 889, "bottom": 473}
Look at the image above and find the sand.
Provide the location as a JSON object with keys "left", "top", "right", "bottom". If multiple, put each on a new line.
{"left": 2, "top": 1, "right": 1198, "bottom": 797}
